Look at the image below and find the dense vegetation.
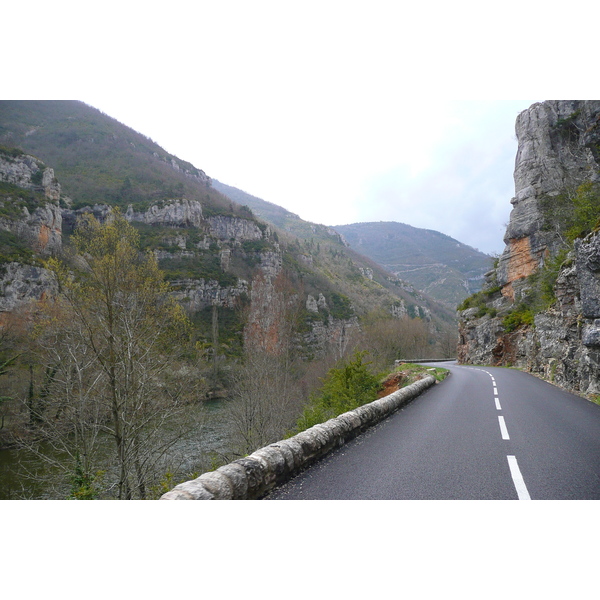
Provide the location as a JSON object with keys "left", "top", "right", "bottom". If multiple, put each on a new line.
{"left": 540, "top": 181, "right": 600, "bottom": 245}
{"left": 289, "top": 353, "right": 448, "bottom": 435}
{"left": 0, "top": 229, "right": 38, "bottom": 268}
{"left": 290, "top": 351, "right": 383, "bottom": 432}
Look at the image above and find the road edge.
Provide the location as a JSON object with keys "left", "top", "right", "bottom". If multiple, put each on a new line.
{"left": 160, "top": 375, "right": 438, "bottom": 500}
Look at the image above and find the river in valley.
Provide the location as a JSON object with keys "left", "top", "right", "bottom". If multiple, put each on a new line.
{"left": 0, "top": 398, "right": 233, "bottom": 500}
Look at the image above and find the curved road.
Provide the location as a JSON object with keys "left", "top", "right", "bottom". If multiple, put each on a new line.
{"left": 267, "top": 362, "right": 600, "bottom": 500}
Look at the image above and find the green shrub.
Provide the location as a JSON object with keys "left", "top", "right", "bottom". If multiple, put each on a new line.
{"left": 30, "top": 169, "right": 44, "bottom": 186}
{"left": 0, "top": 181, "right": 44, "bottom": 218}
{"left": 329, "top": 292, "right": 354, "bottom": 320}
{"left": 290, "top": 351, "right": 382, "bottom": 433}
{"left": 502, "top": 305, "right": 535, "bottom": 332}
{"left": 0, "top": 145, "right": 26, "bottom": 159}
{"left": 458, "top": 286, "right": 501, "bottom": 316}
{"left": 242, "top": 239, "right": 271, "bottom": 253}
{"left": 157, "top": 251, "right": 238, "bottom": 287}
{"left": 567, "top": 181, "right": 600, "bottom": 242}
{"left": 0, "top": 230, "right": 37, "bottom": 266}
{"left": 541, "top": 181, "right": 600, "bottom": 243}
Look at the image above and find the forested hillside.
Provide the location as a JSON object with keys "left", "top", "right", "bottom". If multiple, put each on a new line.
{"left": 0, "top": 101, "right": 219, "bottom": 210}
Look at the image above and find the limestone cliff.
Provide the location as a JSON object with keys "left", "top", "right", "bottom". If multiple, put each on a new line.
{"left": 0, "top": 159, "right": 370, "bottom": 361}
{"left": 0, "top": 150, "right": 63, "bottom": 255}
{"left": 458, "top": 100, "right": 600, "bottom": 397}
{"left": 0, "top": 262, "right": 58, "bottom": 312}
{"left": 0, "top": 150, "right": 63, "bottom": 311}
{"left": 126, "top": 199, "right": 204, "bottom": 228}
{"left": 497, "top": 100, "right": 600, "bottom": 302}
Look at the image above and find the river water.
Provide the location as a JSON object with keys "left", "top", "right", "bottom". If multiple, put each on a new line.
{"left": 0, "top": 398, "right": 232, "bottom": 500}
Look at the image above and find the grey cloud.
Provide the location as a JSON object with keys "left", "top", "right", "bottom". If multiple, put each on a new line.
{"left": 358, "top": 127, "right": 518, "bottom": 255}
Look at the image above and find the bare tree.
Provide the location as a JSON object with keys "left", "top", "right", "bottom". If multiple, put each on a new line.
{"left": 359, "top": 310, "right": 431, "bottom": 371}
{"left": 28, "top": 213, "right": 203, "bottom": 499}
{"left": 227, "top": 352, "right": 302, "bottom": 456}
{"left": 228, "top": 270, "right": 305, "bottom": 456}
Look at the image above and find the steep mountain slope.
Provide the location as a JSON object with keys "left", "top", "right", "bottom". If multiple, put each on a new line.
{"left": 458, "top": 100, "right": 600, "bottom": 397}
{"left": 333, "top": 221, "right": 492, "bottom": 309}
{"left": 212, "top": 179, "right": 304, "bottom": 232}
{"left": 0, "top": 101, "right": 456, "bottom": 363}
{"left": 0, "top": 100, "right": 222, "bottom": 211}
{"left": 213, "top": 179, "right": 491, "bottom": 309}
{"left": 212, "top": 179, "right": 457, "bottom": 325}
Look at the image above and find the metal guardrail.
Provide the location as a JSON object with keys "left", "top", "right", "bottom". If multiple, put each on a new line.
{"left": 395, "top": 358, "right": 456, "bottom": 364}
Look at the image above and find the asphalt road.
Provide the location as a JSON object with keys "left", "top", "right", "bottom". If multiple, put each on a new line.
{"left": 267, "top": 362, "right": 600, "bottom": 500}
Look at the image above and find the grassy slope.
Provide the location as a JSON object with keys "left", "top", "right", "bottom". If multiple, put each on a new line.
{"left": 0, "top": 100, "right": 236, "bottom": 214}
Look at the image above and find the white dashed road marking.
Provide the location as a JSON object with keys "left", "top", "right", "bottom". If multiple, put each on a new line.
{"left": 507, "top": 455, "right": 531, "bottom": 500}
{"left": 498, "top": 415, "right": 510, "bottom": 440}
{"left": 467, "top": 367, "right": 533, "bottom": 499}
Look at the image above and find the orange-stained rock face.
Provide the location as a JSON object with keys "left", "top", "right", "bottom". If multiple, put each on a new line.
{"left": 378, "top": 371, "right": 407, "bottom": 397}
{"left": 501, "top": 237, "right": 545, "bottom": 301}
{"left": 38, "top": 224, "right": 50, "bottom": 250}
{"left": 506, "top": 237, "right": 539, "bottom": 280}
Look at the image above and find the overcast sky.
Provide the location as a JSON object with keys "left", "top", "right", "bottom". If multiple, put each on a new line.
{"left": 5, "top": 2, "right": 594, "bottom": 257}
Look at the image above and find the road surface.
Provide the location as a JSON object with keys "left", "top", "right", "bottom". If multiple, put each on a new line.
{"left": 267, "top": 362, "right": 600, "bottom": 500}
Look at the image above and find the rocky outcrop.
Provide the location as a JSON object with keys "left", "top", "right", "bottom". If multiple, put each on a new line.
{"left": 458, "top": 100, "right": 600, "bottom": 397}
{"left": 301, "top": 315, "right": 360, "bottom": 360}
{"left": 0, "top": 151, "right": 63, "bottom": 256}
{"left": 306, "top": 293, "right": 328, "bottom": 313}
{"left": 41, "top": 168, "right": 61, "bottom": 202}
{"left": 207, "top": 215, "right": 264, "bottom": 242}
{"left": 0, "top": 153, "right": 42, "bottom": 188}
{"left": 0, "top": 262, "right": 57, "bottom": 312}
{"left": 66, "top": 200, "right": 205, "bottom": 231}
{"left": 61, "top": 204, "right": 113, "bottom": 233}
{"left": 125, "top": 199, "right": 203, "bottom": 228}
{"left": 0, "top": 152, "right": 61, "bottom": 201}
{"left": 459, "top": 234, "right": 600, "bottom": 396}
{"left": 167, "top": 157, "right": 211, "bottom": 188}
{"left": 23, "top": 204, "right": 62, "bottom": 255}
{"left": 170, "top": 278, "right": 249, "bottom": 311}
{"left": 1, "top": 203, "right": 63, "bottom": 256}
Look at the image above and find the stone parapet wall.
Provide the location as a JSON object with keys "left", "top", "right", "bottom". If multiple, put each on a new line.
{"left": 161, "top": 375, "right": 437, "bottom": 500}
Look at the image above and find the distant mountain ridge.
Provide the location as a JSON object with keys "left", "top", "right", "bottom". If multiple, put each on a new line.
{"left": 333, "top": 221, "right": 493, "bottom": 309}
{"left": 212, "top": 180, "right": 490, "bottom": 309}
{"left": 211, "top": 179, "right": 457, "bottom": 325}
